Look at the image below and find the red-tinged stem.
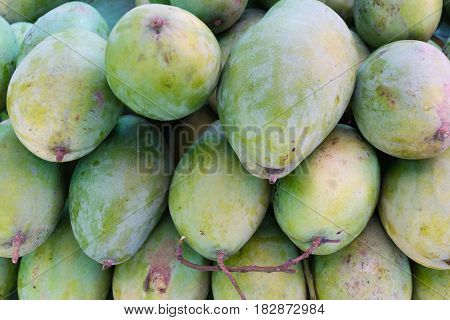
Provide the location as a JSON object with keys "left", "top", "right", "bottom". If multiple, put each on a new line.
{"left": 11, "top": 233, "right": 25, "bottom": 264}
{"left": 217, "top": 251, "right": 246, "bottom": 300}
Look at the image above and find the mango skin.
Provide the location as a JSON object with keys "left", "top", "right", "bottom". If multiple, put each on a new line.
{"left": 0, "top": 258, "right": 18, "bottom": 299}
{"left": 0, "top": 0, "right": 69, "bottom": 23}
{"left": 11, "top": 22, "right": 33, "bottom": 49}
{"left": 312, "top": 217, "right": 412, "bottom": 300}
{"left": 379, "top": 149, "right": 450, "bottom": 270}
{"left": 412, "top": 263, "right": 449, "bottom": 300}
{"left": 69, "top": 115, "right": 173, "bottom": 266}
{"left": 274, "top": 125, "right": 380, "bottom": 255}
{"left": 169, "top": 121, "right": 271, "bottom": 261}
{"left": 136, "top": 0, "right": 170, "bottom": 5}
{"left": 218, "top": 0, "right": 356, "bottom": 181}
{"left": 0, "top": 17, "right": 17, "bottom": 111}
{"left": 18, "top": 215, "right": 112, "bottom": 300}
{"left": 354, "top": 0, "right": 442, "bottom": 49}
{"left": 209, "top": 9, "right": 265, "bottom": 112}
{"left": 170, "top": 0, "right": 248, "bottom": 34}
{"left": 106, "top": 4, "right": 221, "bottom": 121}
{"left": 351, "top": 30, "right": 370, "bottom": 66}
{"left": 212, "top": 214, "right": 307, "bottom": 300}
{"left": 0, "top": 121, "right": 65, "bottom": 259}
{"left": 7, "top": 29, "right": 123, "bottom": 163}
{"left": 353, "top": 41, "right": 450, "bottom": 159}
{"left": 16, "top": 2, "right": 110, "bottom": 65}
{"left": 113, "top": 215, "right": 210, "bottom": 300}
{"left": 319, "top": 1, "right": 354, "bottom": 22}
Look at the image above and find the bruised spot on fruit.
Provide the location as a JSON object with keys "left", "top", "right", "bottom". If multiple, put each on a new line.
{"left": 94, "top": 91, "right": 104, "bottom": 108}
{"left": 210, "top": 19, "right": 223, "bottom": 27}
{"left": 55, "top": 146, "right": 68, "bottom": 162}
{"left": 149, "top": 17, "right": 165, "bottom": 35}
{"left": 376, "top": 85, "right": 396, "bottom": 109}
{"left": 444, "top": 258, "right": 450, "bottom": 265}
{"left": 331, "top": 137, "right": 339, "bottom": 145}
{"left": 434, "top": 124, "right": 449, "bottom": 142}
{"left": 101, "top": 258, "right": 115, "bottom": 270}
{"left": 144, "top": 239, "right": 175, "bottom": 294}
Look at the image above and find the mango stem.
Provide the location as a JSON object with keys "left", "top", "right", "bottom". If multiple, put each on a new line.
{"left": 217, "top": 251, "right": 247, "bottom": 300}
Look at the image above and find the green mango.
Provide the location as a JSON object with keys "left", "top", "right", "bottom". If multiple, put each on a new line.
{"left": 354, "top": 0, "right": 442, "bottom": 48}
{"left": 170, "top": 0, "right": 248, "bottom": 34}
{"left": 212, "top": 215, "right": 307, "bottom": 300}
{"left": 412, "top": 263, "right": 450, "bottom": 300}
{"left": 105, "top": 4, "right": 221, "bottom": 121}
{"left": 10, "top": 22, "right": 33, "bottom": 49}
{"left": 18, "top": 215, "right": 112, "bottom": 300}
{"left": 351, "top": 30, "right": 370, "bottom": 66}
{"left": 16, "top": 2, "right": 109, "bottom": 65}
{"left": 353, "top": 41, "right": 450, "bottom": 159}
{"left": 69, "top": 115, "right": 173, "bottom": 267}
{"left": 169, "top": 121, "right": 271, "bottom": 261}
{"left": 209, "top": 8, "right": 265, "bottom": 112}
{"left": 113, "top": 215, "right": 210, "bottom": 299}
{"left": 0, "top": 17, "right": 17, "bottom": 111}
{"left": 0, "top": 258, "right": 18, "bottom": 299}
{"left": 88, "top": 0, "right": 135, "bottom": 29}
{"left": 0, "top": 120, "right": 65, "bottom": 261}
{"left": 7, "top": 29, "right": 123, "bottom": 163}
{"left": 218, "top": 0, "right": 356, "bottom": 182}
{"left": 379, "top": 149, "right": 449, "bottom": 270}
{"left": 0, "top": 0, "right": 69, "bottom": 23}
{"left": 319, "top": 1, "right": 354, "bottom": 22}
{"left": 274, "top": 125, "right": 380, "bottom": 255}
{"left": 312, "top": 217, "right": 412, "bottom": 299}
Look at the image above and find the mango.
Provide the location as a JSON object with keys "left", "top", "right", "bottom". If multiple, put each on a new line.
{"left": 16, "top": 2, "right": 109, "bottom": 65}
{"left": 351, "top": 30, "right": 370, "bottom": 66}
{"left": 113, "top": 215, "right": 210, "bottom": 299}
{"left": 169, "top": 121, "right": 271, "bottom": 261}
{"left": 0, "top": 17, "right": 17, "bottom": 111}
{"left": 0, "top": 258, "right": 18, "bottom": 299}
{"left": 0, "top": 0, "right": 69, "bottom": 23}
{"left": 170, "top": 0, "right": 248, "bottom": 34}
{"left": 10, "top": 22, "right": 33, "bottom": 49}
{"left": 312, "top": 217, "right": 412, "bottom": 299}
{"left": 136, "top": 0, "right": 170, "bottom": 5}
{"left": 209, "top": 8, "right": 265, "bottom": 112}
{"left": 0, "top": 120, "right": 65, "bottom": 261}
{"left": 105, "top": 4, "right": 221, "bottom": 121}
{"left": 7, "top": 29, "right": 123, "bottom": 163}
{"left": 218, "top": 0, "right": 356, "bottom": 182}
{"left": 212, "top": 214, "right": 307, "bottom": 300}
{"left": 354, "top": 0, "right": 442, "bottom": 48}
{"left": 274, "top": 125, "right": 380, "bottom": 255}
{"left": 18, "top": 214, "right": 112, "bottom": 300}
{"left": 89, "top": 0, "right": 136, "bottom": 29}
{"left": 412, "top": 263, "right": 449, "bottom": 300}
{"left": 379, "top": 149, "right": 449, "bottom": 270}
{"left": 353, "top": 41, "right": 450, "bottom": 159}
{"left": 319, "top": 1, "right": 354, "bottom": 22}
{"left": 69, "top": 115, "right": 173, "bottom": 267}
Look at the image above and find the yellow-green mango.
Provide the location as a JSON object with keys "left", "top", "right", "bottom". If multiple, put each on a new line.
{"left": 312, "top": 217, "right": 412, "bottom": 299}
{"left": 169, "top": 121, "right": 271, "bottom": 261}
{"left": 105, "top": 4, "right": 221, "bottom": 121}
{"left": 0, "top": 258, "right": 18, "bottom": 299}
{"left": 0, "top": 120, "right": 65, "bottom": 260}
{"left": 7, "top": 29, "right": 123, "bottom": 163}
{"left": 412, "top": 263, "right": 449, "bottom": 300}
{"left": 0, "top": 17, "right": 17, "bottom": 111}
{"left": 69, "top": 115, "right": 173, "bottom": 267}
{"left": 274, "top": 125, "right": 380, "bottom": 255}
{"left": 212, "top": 214, "right": 307, "bottom": 300}
{"left": 218, "top": 0, "right": 356, "bottom": 182}
{"left": 16, "top": 2, "right": 109, "bottom": 65}
{"left": 353, "top": 41, "right": 450, "bottom": 159}
{"left": 0, "top": 0, "right": 70, "bottom": 23}
{"left": 17, "top": 214, "right": 112, "bottom": 300}
{"left": 354, "top": 0, "right": 442, "bottom": 48}
{"left": 170, "top": 0, "right": 248, "bottom": 34}
{"left": 379, "top": 149, "right": 449, "bottom": 270}
{"left": 113, "top": 215, "right": 210, "bottom": 299}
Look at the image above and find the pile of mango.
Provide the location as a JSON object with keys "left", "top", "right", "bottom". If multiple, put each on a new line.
{"left": 0, "top": 0, "right": 449, "bottom": 300}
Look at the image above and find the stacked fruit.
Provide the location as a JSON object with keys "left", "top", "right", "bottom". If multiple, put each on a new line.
{"left": 0, "top": 0, "right": 449, "bottom": 300}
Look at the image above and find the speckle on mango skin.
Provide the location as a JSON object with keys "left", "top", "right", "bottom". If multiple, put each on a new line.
{"left": 0, "top": 17, "right": 17, "bottom": 111}
{"left": 312, "top": 217, "right": 413, "bottom": 300}
{"left": 169, "top": 121, "right": 271, "bottom": 261}
{"left": 353, "top": 40, "right": 450, "bottom": 160}
{"left": 17, "top": 214, "right": 112, "bottom": 300}
{"left": 217, "top": 0, "right": 357, "bottom": 181}
{"left": 353, "top": 0, "right": 442, "bottom": 49}
{"left": 0, "top": 258, "right": 18, "bottom": 299}
{"left": 105, "top": 4, "right": 221, "bottom": 121}
{"left": 379, "top": 149, "right": 450, "bottom": 270}
{"left": 7, "top": 29, "right": 123, "bottom": 163}
{"left": 212, "top": 214, "right": 307, "bottom": 300}
{"left": 113, "top": 215, "right": 210, "bottom": 300}
{"left": 69, "top": 115, "right": 173, "bottom": 266}
{"left": 0, "top": 121, "right": 65, "bottom": 260}
{"left": 274, "top": 125, "right": 380, "bottom": 255}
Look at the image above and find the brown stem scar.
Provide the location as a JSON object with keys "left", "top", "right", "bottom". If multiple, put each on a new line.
{"left": 55, "top": 146, "right": 67, "bottom": 162}
{"left": 217, "top": 251, "right": 246, "bottom": 300}
{"left": 11, "top": 233, "right": 25, "bottom": 264}
{"left": 101, "top": 259, "right": 115, "bottom": 270}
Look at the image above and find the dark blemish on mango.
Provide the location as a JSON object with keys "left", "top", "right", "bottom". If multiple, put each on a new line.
{"left": 210, "top": 19, "right": 223, "bottom": 27}
{"left": 75, "top": 115, "right": 80, "bottom": 121}
{"left": 94, "top": 91, "right": 104, "bottom": 108}
{"left": 150, "top": 17, "right": 165, "bottom": 35}
{"left": 443, "top": 258, "right": 450, "bottom": 265}
{"left": 434, "top": 125, "right": 449, "bottom": 142}
{"left": 144, "top": 239, "right": 175, "bottom": 294}
{"left": 331, "top": 137, "right": 339, "bottom": 145}
{"left": 55, "top": 146, "right": 68, "bottom": 162}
